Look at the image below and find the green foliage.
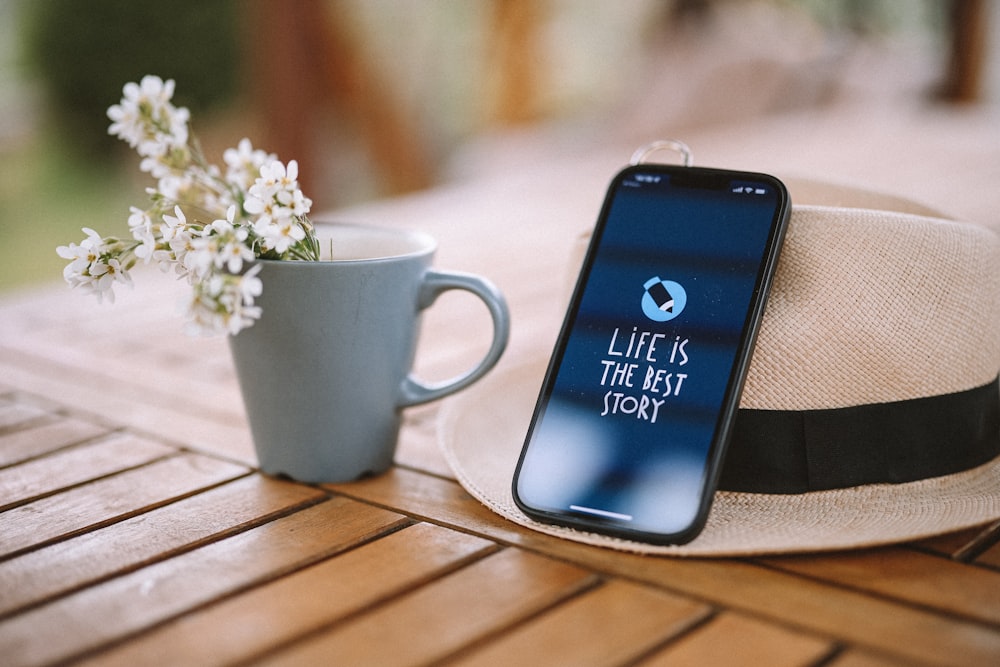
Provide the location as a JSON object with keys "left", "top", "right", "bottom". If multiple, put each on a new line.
{"left": 22, "top": 0, "right": 240, "bottom": 157}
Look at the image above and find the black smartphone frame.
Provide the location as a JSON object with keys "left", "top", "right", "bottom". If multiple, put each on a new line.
{"left": 512, "top": 163, "right": 791, "bottom": 545}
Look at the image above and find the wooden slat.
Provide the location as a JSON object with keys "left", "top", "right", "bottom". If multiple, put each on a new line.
{"left": 0, "top": 474, "right": 324, "bottom": 617}
{"left": 255, "top": 547, "right": 596, "bottom": 666}
{"left": 0, "top": 353, "right": 255, "bottom": 465}
{"left": 6, "top": 316, "right": 246, "bottom": 419}
{"left": 0, "top": 414, "right": 108, "bottom": 467}
{"left": 611, "top": 548, "right": 1000, "bottom": 667}
{"left": 640, "top": 612, "right": 833, "bottom": 666}
{"left": 0, "top": 432, "right": 175, "bottom": 511}
{"left": 0, "top": 399, "right": 48, "bottom": 431}
{"left": 913, "top": 526, "right": 991, "bottom": 559}
{"left": 80, "top": 523, "right": 497, "bottom": 666}
{"left": 759, "top": 546, "right": 1000, "bottom": 626}
{"left": 0, "top": 453, "right": 249, "bottom": 558}
{"left": 328, "top": 467, "right": 1000, "bottom": 667}
{"left": 0, "top": 497, "right": 407, "bottom": 667}
{"left": 828, "top": 649, "right": 917, "bottom": 666}
{"left": 956, "top": 523, "right": 1000, "bottom": 564}
{"left": 977, "top": 537, "right": 1000, "bottom": 569}
{"left": 453, "top": 579, "right": 712, "bottom": 666}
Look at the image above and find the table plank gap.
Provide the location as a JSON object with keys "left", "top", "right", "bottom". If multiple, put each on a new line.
{"left": 637, "top": 611, "right": 836, "bottom": 667}
{"left": 911, "top": 520, "right": 1000, "bottom": 566}
{"left": 327, "top": 467, "right": 1000, "bottom": 667}
{"left": 447, "top": 578, "right": 714, "bottom": 667}
{"left": 253, "top": 547, "right": 598, "bottom": 667}
{"left": 0, "top": 401, "right": 50, "bottom": 434}
{"left": 827, "top": 647, "right": 927, "bottom": 667}
{"left": 0, "top": 388, "right": 66, "bottom": 411}
{"left": 952, "top": 520, "right": 1000, "bottom": 565}
{"left": 973, "top": 534, "right": 1000, "bottom": 570}
{"left": 0, "top": 497, "right": 409, "bottom": 667}
{"left": 3, "top": 324, "right": 245, "bottom": 416}
{"left": 0, "top": 432, "right": 177, "bottom": 511}
{"left": 0, "top": 414, "right": 110, "bottom": 467}
{"left": 0, "top": 474, "right": 326, "bottom": 618}
{"left": 0, "top": 343, "right": 244, "bottom": 427}
{"left": 0, "top": 356, "right": 256, "bottom": 465}
{"left": 0, "top": 453, "right": 251, "bottom": 560}
{"left": 755, "top": 546, "right": 1000, "bottom": 627}
{"left": 79, "top": 522, "right": 500, "bottom": 667}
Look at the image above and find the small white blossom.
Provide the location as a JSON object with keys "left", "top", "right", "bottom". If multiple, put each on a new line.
{"left": 244, "top": 159, "right": 312, "bottom": 228}
{"left": 185, "top": 264, "right": 263, "bottom": 336}
{"left": 189, "top": 205, "right": 254, "bottom": 275}
{"left": 127, "top": 207, "right": 157, "bottom": 262}
{"left": 83, "top": 257, "right": 133, "bottom": 304}
{"left": 56, "top": 228, "right": 133, "bottom": 304}
{"left": 171, "top": 233, "right": 201, "bottom": 279}
{"left": 212, "top": 206, "right": 255, "bottom": 273}
{"left": 185, "top": 237, "right": 218, "bottom": 279}
{"left": 107, "top": 75, "right": 190, "bottom": 160}
{"left": 159, "top": 205, "right": 190, "bottom": 244}
{"left": 256, "top": 218, "right": 306, "bottom": 255}
{"left": 239, "top": 263, "right": 264, "bottom": 304}
{"left": 56, "top": 228, "right": 102, "bottom": 280}
{"left": 224, "top": 138, "right": 275, "bottom": 192}
{"left": 152, "top": 205, "right": 200, "bottom": 278}
{"left": 154, "top": 172, "right": 197, "bottom": 202}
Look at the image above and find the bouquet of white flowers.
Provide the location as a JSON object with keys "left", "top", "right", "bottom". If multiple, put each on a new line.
{"left": 57, "top": 75, "right": 320, "bottom": 335}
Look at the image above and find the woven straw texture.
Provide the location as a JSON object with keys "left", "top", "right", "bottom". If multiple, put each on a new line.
{"left": 743, "top": 206, "right": 1000, "bottom": 410}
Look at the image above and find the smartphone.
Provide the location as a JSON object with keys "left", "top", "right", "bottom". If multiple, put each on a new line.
{"left": 513, "top": 164, "right": 790, "bottom": 545}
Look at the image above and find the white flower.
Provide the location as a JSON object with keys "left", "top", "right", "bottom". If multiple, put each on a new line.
{"left": 244, "top": 158, "right": 312, "bottom": 228}
{"left": 224, "top": 138, "right": 275, "bottom": 192}
{"left": 185, "top": 237, "right": 218, "bottom": 279}
{"left": 127, "top": 207, "right": 157, "bottom": 262}
{"left": 107, "top": 75, "right": 190, "bottom": 160}
{"left": 56, "top": 227, "right": 102, "bottom": 279}
{"left": 257, "top": 218, "right": 307, "bottom": 255}
{"left": 185, "top": 264, "right": 263, "bottom": 336}
{"left": 220, "top": 237, "right": 255, "bottom": 274}
{"left": 151, "top": 205, "right": 201, "bottom": 278}
{"left": 212, "top": 206, "right": 255, "bottom": 273}
{"left": 206, "top": 204, "right": 238, "bottom": 235}
{"left": 236, "top": 263, "right": 264, "bottom": 308}
{"left": 188, "top": 205, "right": 254, "bottom": 275}
{"left": 153, "top": 173, "right": 195, "bottom": 205}
{"left": 56, "top": 228, "right": 133, "bottom": 304}
{"left": 159, "top": 205, "right": 189, "bottom": 244}
{"left": 83, "top": 257, "right": 133, "bottom": 304}
{"left": 171, "top": 233, "right": 201, "bottom": 278}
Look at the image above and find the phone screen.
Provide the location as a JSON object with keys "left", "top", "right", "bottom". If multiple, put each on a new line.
{"left": 513, "top": 164, "right": 790, "bottom": 544}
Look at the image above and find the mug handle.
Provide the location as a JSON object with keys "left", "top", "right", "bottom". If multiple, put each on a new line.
{"left": 397, "top": 269, "right": 510, "bottom": 407}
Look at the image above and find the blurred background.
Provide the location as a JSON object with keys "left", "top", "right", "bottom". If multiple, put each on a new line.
{"left": 1, "top": 0, "right": 997, "bottom": 293}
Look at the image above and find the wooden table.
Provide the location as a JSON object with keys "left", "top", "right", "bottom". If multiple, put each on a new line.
{"left": 3, "top": 153, "right": 1000, "bottom": 666}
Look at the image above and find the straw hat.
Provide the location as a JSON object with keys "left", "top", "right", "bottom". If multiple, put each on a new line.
{"left": 439, "top": 178, "right": 1000, "bottom": 556}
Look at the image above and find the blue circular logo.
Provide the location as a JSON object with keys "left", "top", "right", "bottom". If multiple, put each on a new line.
{"left": 642, "top": 277, "right": 686, "bottom": 322}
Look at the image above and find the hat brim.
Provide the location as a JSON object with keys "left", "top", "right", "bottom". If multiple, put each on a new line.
{"left": 438, "top": 358, "right": 1000, "bottom": 557}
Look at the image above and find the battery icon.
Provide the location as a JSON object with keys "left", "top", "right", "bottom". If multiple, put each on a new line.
{"left": 754, "top": 188, "right": 766, "bottom": 194}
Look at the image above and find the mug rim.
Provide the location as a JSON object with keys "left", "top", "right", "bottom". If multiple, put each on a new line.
{"left": 257, "top": 222, "right": 437, "bottom": 264}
